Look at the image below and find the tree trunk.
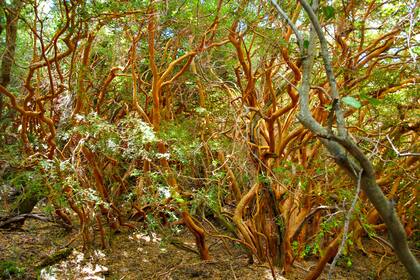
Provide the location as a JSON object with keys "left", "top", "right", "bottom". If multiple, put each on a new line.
{"left": 0, "top": 1, "right": 21, "bottom": 117}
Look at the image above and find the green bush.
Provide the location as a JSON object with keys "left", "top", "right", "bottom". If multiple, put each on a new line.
{"left": 0, "top": 260, "right": 25, "bottom": 278}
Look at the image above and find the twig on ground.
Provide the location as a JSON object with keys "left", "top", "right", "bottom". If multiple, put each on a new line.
{"left": 230, "top": 263, "right": 238, "bottom": 280}
{"left": 377, "top": 259, "right": 399, "bottom": 280}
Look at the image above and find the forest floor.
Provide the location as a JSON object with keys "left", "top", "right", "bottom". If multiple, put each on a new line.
{"left": 0, "top": 213, "right": 414, "bottom": 280}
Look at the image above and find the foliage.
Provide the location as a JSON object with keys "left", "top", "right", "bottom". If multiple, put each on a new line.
{"left": 0, "top": 260, "right": 25, "bottom": 278}
{"left": 0, "top": 0, "right": 418, "bottom": 277}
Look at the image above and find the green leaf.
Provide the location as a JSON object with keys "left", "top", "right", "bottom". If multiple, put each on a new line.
{"left": 367, "top": 98, "right": 381, "bottom": 106}
{"left": 130, "top": 169, "right": 141, "bottom": 177}
{"left": 211, "top": 160, "right": 219, "bottom": 167}
{"left": 322, "top": 6, "right": 335, "bottom": 20}
{"left": 194, "top": 107, "right": 207, "bottom": 115}
{"left": 360, "top": 93, "right": 381, "bottom": 106}
{"left": 303, "top": 39, "right": 310, "bottom": 49}
{"left": 324, "top": 104, "right": 332, "bottom": 111}
{"left": 342, "top": 96, "right": 362, "bottom": 109}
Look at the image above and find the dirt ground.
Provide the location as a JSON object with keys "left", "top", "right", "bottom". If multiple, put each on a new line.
{"left": 0, "top": 217, "right": 414, "bottom": 280}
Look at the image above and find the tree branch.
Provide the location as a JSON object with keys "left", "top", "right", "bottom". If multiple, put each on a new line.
{"left": 328, "top": 169, "right": 362, "bottom": 280}
{"left": 270, "top": 0, "right": 304, "bottom": 55}
{"left": 386, "top": 135, "right": 420, "bottom": 157}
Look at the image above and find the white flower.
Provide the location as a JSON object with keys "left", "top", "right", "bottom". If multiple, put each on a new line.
{"left": 75, "top": 114, "right": 85, "bottom": 121}
{"left": 106, "top": 139, "right": 117, "bottom": 151}
{"left": 156, "top": 153, "right": 170, "bottom": 160}
{"left": 158, "top": 186, "right": 171, "bottom": 199}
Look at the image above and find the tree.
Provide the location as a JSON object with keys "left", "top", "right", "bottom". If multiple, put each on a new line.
{"left": 0, "top": 0, "right": 22, "bottom": 117}
{"left": 271, "top": 0, "right": 419, "bottom": 278}
{"left": 0, "top": 0, "right": 418, "bottom": 279}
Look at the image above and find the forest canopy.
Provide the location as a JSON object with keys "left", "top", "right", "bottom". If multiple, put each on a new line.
{"left": 0, "top": 0, "right": 419, "bottom": 279}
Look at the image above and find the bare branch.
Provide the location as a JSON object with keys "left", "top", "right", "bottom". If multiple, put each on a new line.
{"left": 328, "top": 169, "right": 363, "bottom": 280}
{"left": 298, "top": 0, "right": 347, "bottom": 137}
{"left": 386, "top": 135, "right": 420, "bottom": 157}
{"left": 269, "top": 0, "right": 304, "bottom": 55}
{"left": 0, "top": 213, "right": 52, "bottom": 228}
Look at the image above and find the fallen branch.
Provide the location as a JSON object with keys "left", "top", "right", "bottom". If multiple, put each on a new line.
{"left": 0, "top": 213, "right": 52, "bottom": 228}
{"left": 167, "top": 237, "right": 199, "bottom": 255}
{"left": 35, "top": 248, "right": 74, "bottom": 269}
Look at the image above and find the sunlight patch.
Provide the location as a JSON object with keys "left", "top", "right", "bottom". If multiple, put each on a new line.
{"left": 39, "top": 250, "right": 108, "bottom": 280}
{"left": 130, "top": 232, "right": 162, "bottom": 243}
{"left": 263, "top": 269, "right": 288, "bottom": 280}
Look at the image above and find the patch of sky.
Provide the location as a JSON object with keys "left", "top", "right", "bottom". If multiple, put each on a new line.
{"left": 237, "top": 21, "right": 247, "bottom": 33}
{"left": 162, "top": 28, "right": 175, "bottom": 39}
{"left": 38, "top": 0, "right": 54, "bottom": 19}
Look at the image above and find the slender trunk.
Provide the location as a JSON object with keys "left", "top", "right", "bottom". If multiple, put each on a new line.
{"left": 0, "top": 2, "right": 21, "bottom": 117}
